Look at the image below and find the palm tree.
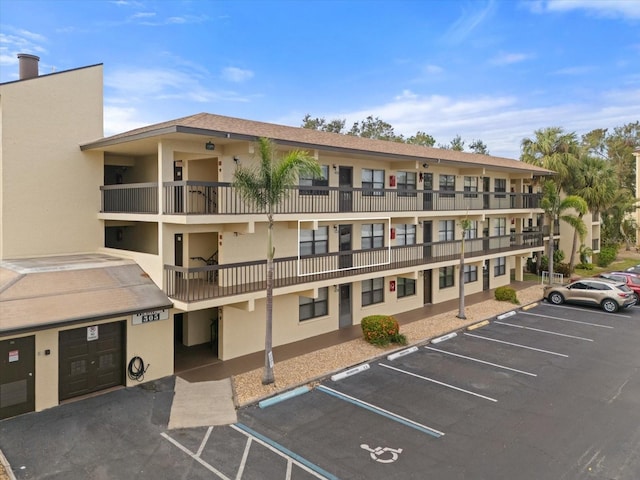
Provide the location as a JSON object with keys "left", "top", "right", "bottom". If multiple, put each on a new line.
{"left": 521, "top": 127, "right": 580, "bottom": 192}
{"left": 233, "top": 138, "right": 322, "bottom": 385}
{"left": 540, "top": 181, "right": 588, "bottom": 283}
{"left": 456, "top": 218, "right": 472, "bottom": 319}
{"left": 567, "top": 157, "right": 616, "bottom": 271}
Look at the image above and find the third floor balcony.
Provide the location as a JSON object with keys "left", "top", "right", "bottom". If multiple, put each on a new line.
{"left": 101, "top": 182, "right": 542, "bottom": 215}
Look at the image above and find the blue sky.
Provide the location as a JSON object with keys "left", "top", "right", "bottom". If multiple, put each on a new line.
{"left": 1, "top": 0, "right": 638, "bottom": 158}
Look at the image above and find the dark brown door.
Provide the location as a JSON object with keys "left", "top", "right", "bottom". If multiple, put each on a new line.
{"left": 423, "top": 173, "right": 433, "bottom": 210}
{"left": 483, "top": 177, "right": 490, "bottom": 209}
{"left": 339, "top": 224, "right": 353, "bottom": 269}
{"left": 59, "top": 322, "right": 124, "bottom": 401}
{"left": 174, "top": 161, "right": 184, "bottom": 213}
{"left": 423, "top": 270, "right": 432, "bottom": 304}
{"left": 483, "top": 260, "right": 490, "bottom": 290}
{"left": 338, "top": 167, "right": 353, "bottom": 212}
{"left": 0, "top": 336, "right": 35, "bottom": 419}
{"left": 339, "top": 284, "right": 352, "bottom": 328}
{"left": 423, "top": 221, "right": 432, "bottom": 259}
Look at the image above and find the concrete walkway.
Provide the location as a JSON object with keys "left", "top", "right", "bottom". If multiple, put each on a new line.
{"left": 168, "top": 377, "right": 237, "bottom": 429}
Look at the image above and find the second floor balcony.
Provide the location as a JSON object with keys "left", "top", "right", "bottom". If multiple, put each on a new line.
{"left": 164, "top": 232, "right": 543, "bottom": 302}
{"left": 101, "top": 182, "right": 542, "bottom": 216}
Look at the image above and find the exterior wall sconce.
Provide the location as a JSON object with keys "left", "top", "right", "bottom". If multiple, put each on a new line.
{"left": 333, "top": 285, "right": 340, "bottom": 292}
{"left": 233, "top": 156, "right": 240, "bottom": 164}
{"left": 333, "top": 224, "right": 338, "bottom": 233}
{"left": 205, "top": 141, "right": 215, "bottom": 151}
{"left": 333, "top": 164, "right": 339, "bottom": 174}
{"left": 422, "top": 162, "right": 429, "bottom": 169}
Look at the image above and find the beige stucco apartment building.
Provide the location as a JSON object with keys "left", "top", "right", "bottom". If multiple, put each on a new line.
{"left": 1, "top": 56, "right": 554, "bottom": 419}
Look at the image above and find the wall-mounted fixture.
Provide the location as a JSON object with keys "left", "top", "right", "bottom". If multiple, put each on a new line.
{"left": 233, "top": 156, "right": 240, "bottom": 164}
{"left": 333, "top": 285, "right": 340, "bottom": 292}
{"left": 333, "top": 164, "right": 339, "bottom": 174}
{"left": 333, "top": 225, "right": 338, "bottom": 233}
{"left": 205, "top": 141, "right": 215, "bottom": 151}
{"left": 422, "top": 162, "right": 429, "bottom": 169}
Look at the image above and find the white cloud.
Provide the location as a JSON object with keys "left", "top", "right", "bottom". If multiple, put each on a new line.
{"left": 490, "top": 52, "right": 532, "bottom": 66}
{"left": 530, "top": 0, "right": 640, "bottom": 19}
{"left": 423, "top": 64, "right": 444, "bottom": 75}
{"left": 103, "top": 105, "right": 148, "bottom": 136}
{"left": 442, "top": 0, "right": 497, "bottom": 45}
{"left": 551, "top": 65, "right": 595, "bottom": 75}
{"left": 221, "top": 66, "right": 254, "bottom": 83}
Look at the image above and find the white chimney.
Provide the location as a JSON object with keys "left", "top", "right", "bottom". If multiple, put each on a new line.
{"left": 18, "top": 53, "right": 40, "bottom": 80}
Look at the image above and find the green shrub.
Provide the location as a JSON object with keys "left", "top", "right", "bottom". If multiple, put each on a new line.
{"left": 597, "top": 245, "right": 618, "bottom": 267}
{"left": 576, "top": 263, "right": 594, "bottom": 270}
{"left": 495, "top": 286, "right": 519, "bottom": 304}
{"left": 361, "top": 315, "right": 403, "bottom": 346}
{"left": 555, "top": 262, "right": 571, "bottom": 276}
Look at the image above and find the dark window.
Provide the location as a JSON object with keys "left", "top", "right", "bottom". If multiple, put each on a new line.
{"left": 464, "top": 265, "right": 478, "bottom": 283}
{"left": 299, "top": 227, "right": 328, "bottom": 256}
{"left": 439, "top": 174, "right": 455, "bottom": 198}
{"left": 439, "top": 266, "right": 454, "bottom": 288}
{"left": 466, "top": 221, "right": 478, "bottom": 239}
{"left": 495, "top": 178, "right": 507, "bottom": 198}
{"left": 362, "top": 169, "right": 384, "bottom": 196}
{"left": 397, "top": 278, "right": 416, "bottom": 298}
{"left": 396, "top": 224, "right": 416, "bottom": 245}
{"left": 397, "top": 172, "right": 417, "bottom": 197}
{"left": 362, "top": 223, "right": 384, "bottom": 249}
{"left": 439, "top": 220, "right": 454, "bottom": 242}
{"left": 464, "top": 176, "right": 478, "bottom": 198}
{"left": 494, "top": 257, "right": 506, "bottom": 276}
{"left": 299, "top": 287, "right": 329, "bottom": 321}
{"left": 299, "top": 165, "right": 329, "bottom": 195}
{"left": 494, "top": 218, "right": 507, "bottom": 236}
{"left": 362, "top": 278, "right": 384, "bottom": 306}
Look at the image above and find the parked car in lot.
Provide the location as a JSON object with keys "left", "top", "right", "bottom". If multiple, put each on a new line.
{"left": 625, "top": 264, "right": 640, "bottom": 275}
{"left": 543, "top": 278, "right": 636, "bottom": 313}
{"left": 595, "top": 272, "right": 640, "bottom": 303}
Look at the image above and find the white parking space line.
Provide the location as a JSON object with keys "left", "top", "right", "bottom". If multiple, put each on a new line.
{"left": 161, "top": 432, "right": 232, "bottom": 480}
{"left": 493, "top": 321, "right": 594, "bottom": 341}
{"left": 463, "top": 332, "right": 569, "bottom": 357}
{"left": 236, "top": 437, "right": 252, "bottom": 480}
{"left": 521, "top": 311, "right": 614, "bottom": 329}
{"left": 379, "top": 363, "right": 498, "bottom": 402}
{"left": 197, "top": 426, "right": 213, "bottom": 457}
{"left": 232, "top": 424, "right": 336, "bottom": 479}
{"left": 424, "top": 346, "right": 537, "bottom": 377}
{"left": 544, "top": 304, "right": 632, "bottom": 318}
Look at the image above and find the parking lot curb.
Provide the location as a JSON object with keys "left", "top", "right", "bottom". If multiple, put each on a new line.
{"left": 467, "top": 320, "right": 490, "bottom": 331}
{"left": 0, "top": 448, "right": 17, "bottom": 480}
{"left": 522, "top": 302, "right": 538, "bottom": 311}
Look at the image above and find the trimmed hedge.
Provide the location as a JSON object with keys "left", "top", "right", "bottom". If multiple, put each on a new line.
{"left": 361, "top": 315, "right": 407, "bottom": 347}
{"left": 495, "top": 286, "right": 519, "bottom": 304}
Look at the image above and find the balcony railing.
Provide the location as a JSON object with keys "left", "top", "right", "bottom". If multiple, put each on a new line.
{"left": 164, "top": 232, "right": 543, "bottom": 302}
{"left": 101, "top": 182, "right": 158, "bottom": 214}
{"left": 101, "top": 181, "right": 542, "bottom": 215}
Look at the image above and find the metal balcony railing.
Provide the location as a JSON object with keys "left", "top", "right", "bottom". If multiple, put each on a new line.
{"left": 164, "top": 232, "right": 543, "bottom": 302}
{"left": 101, "top": 182, "right": 542, "bottom": 215}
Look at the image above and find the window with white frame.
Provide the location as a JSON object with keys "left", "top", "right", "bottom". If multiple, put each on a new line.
{"left": 397, "top": 171, "right": 417, "bottom": 197}
{"left": 464, "top": 176, "right": 478, "bottom": 198}
{"left": 299, "top": 165, "right": 329, "bottom": 195}
{"left": 439, "top": 266, "right": 455, "bottom": 288}
{"left": 362, "top": 168, "right": 384, "bottom": 196}
{"left": 495, "top": 178, "right": 507, "bottom": 198}
{"left": 362, "top": 223, "right": 384, "bottom": 249}
{"left": 464, "top": 265, "right": 478, "bottom": 283}
{"left": 299, "top": 227, "right": 328, "bottom": 256}
{"left": 362, "top": 277, "right": 384, "bottom": 306}
{"left": 299, "top": 287, "right": 328, "bottom": 321}
{"left": 395, "top": 224, "right": 416, "bottom": 245}
{"left": 439, "top": 220, "right": 455, "bottom": 242}
{"left": 494, "top": 257, "right": 506, "bottom": 276}
{"left": 494, "top": 217, "right": 507, "bottom": 236}
{"left": 397, "top": 277, "right": 416, "bottom": 298}
{"left": 439, "top": 174, "right": 455, "bottom": 198}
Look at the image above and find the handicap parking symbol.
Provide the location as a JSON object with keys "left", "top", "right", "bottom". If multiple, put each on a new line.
{"left": 360, "top": 444, "right": 403, "bottom": 463}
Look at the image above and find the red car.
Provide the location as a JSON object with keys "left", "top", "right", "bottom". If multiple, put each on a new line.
{"left": 596, "top": 272, "right": 640, "bottom": 303}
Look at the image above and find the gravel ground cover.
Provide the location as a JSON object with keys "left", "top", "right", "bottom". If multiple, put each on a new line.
{"left": 233, "top": 284, "right": 544, "bottom": 406}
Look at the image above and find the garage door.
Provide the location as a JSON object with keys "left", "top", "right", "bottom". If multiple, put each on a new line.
{"left": 0, "top": 336, "right": 35, "bottom": 419}
{"left": 59, "top": 322, "right": 124, "bottom": 401}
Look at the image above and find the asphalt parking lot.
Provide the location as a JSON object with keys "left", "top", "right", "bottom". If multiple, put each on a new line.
{"left": 2, "top": 302, "right": 640, "bottom": 479}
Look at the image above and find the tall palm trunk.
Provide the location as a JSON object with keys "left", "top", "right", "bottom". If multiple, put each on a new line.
{"left": 262, "top": 213, "right": 275, "bottom": 385}
{"left": 568, "top": 212, "right": 584, "bottom": 272}
{"left": 548, "top": 215, "right": 555, "bottom": 285}
{"left": 456, "top": 231, "right": 466, "bottom": 319}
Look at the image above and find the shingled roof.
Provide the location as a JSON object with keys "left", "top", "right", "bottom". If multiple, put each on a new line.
{"left": 82, "top": 112, "right": 553, "bottom": 175}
